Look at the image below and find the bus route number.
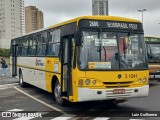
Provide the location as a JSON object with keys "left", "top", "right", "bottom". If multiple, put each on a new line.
{"left": 129, "top": 24, "right": 137, "bottom": 29}
{"left": 89, "top": 21, "right": 99, "bottom": 27}
{"left": 125, "top": 74, "right": 137, "bottom": 78}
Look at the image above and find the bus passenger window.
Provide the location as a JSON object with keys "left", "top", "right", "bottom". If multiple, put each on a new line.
{"left": 46, "top": 29, "right": 60, "bottom": 56}
{"left": 37, "top": 45, "right": 46, "bottom": 56}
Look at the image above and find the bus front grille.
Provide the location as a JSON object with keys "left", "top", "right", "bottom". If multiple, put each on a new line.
{"left": 103, "top": 81, "right": 133, "bottom": 88}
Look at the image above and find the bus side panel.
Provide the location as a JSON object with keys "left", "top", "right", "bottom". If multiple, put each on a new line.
{"left": 45, "top": 57, "right": 61, "bottom": 93}
{"left": 71, "top": 68, "right": 86, "bottom": 102}
{"left": 17, "top": 57, "right": 47, "bottom": 90}
{"left": 149, "top": 63, "right": 160, "bottom": 78}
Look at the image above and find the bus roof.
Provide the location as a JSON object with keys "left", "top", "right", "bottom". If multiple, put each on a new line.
{"left": 14, "top": 16, "right": 141, "bottom": 39}
{"left": 145, "top": 36, "right": 160, "bottom": 39}
{"left": 48, "top": 15, "right": 141, "bottom": 29}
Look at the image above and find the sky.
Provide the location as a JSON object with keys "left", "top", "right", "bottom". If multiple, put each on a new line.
{"left": 25, "top": 0, "right": 160, "bottom": 37}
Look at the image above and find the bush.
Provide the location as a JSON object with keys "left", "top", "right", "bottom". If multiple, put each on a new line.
{"left": 0, "top": 48, "right": 10, "bottom": 58}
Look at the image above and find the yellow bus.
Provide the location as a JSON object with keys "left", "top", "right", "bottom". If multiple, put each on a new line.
{"left": 10, "top": 16, "right": 149, "bottom": 105}
{"left": 145, "top": 36, "right": 160, "bottom": 79}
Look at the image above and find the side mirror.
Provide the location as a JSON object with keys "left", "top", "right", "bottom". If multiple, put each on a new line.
{"left": 74, "top": 30, "right": 82, "bottom": 46}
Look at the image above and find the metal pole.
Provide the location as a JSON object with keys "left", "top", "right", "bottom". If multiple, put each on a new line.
{"left": 138, "top": 9, "right": 147, "bottom": 24}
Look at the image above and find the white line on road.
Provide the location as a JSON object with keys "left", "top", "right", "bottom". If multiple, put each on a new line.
{"left": 0, "top": 83, "right": 19, "bottom": 87}
{"left": 51, "top": 117, "right": 73, "bottom": 120}
{"left": 93, "top": 117, "right": 110, "bottom": 120}
{"left": 14, "top": 87, "right": 66, "bottom": 114}
{"left": 50, "top": 114, "right": 75, "bottom": 120}
{"left": 130, "top": 119, "right": 146, "bottom": 120}
{"left": 0, "top": 83, "right": 19, "bottom": 89}
{"left": 13, "top": 116, "right": 36, "bottom": 120}
{"left": 8, "top": 109, "right": 24, "bottom": 112}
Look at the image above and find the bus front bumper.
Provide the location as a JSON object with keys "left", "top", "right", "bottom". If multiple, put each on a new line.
{"left": 78, "top": 85, "right": 149, "bottom": 102}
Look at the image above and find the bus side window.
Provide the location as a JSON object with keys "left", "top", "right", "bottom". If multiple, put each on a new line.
{"left": 28, "top": 36, "right": 36, "bottom": 56}
{"left": 36, "top": 33, "right": 47, "bottom": 56}
{"left": 22, "top": 37, "right": 28, "bottom": 56}
{"left": 46, "top": 29, "right": 61, "bottom": 56}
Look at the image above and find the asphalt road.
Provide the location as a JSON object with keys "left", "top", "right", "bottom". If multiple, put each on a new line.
{"left": 0, "top": 71, "right": 160, "bottom": 120}
{"left": 0, "top": 68, "right": 19, "bottom": 86}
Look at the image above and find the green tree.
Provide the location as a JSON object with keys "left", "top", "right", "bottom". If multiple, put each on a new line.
{"left": 0, "top": 48, "right": 10, "bottom": 58}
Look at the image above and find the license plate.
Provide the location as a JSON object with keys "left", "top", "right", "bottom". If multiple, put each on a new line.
{"left": 113, "top": 89, "right": 125, "bottom": 94}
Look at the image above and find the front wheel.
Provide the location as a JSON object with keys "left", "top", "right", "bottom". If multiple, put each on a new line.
{"left": 54, "top": 81, "right": 65, "bottom": 106}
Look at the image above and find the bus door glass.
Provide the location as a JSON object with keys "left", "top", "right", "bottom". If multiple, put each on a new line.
{"left": 61, "top": 36, "right": 72, "bottom": 97}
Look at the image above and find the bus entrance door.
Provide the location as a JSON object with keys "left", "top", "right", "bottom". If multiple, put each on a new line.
{"left": 11, "top": 44, "right": 17, "bottom": 77}
{"left": 61, "top": 36, "right": 73, "bottom": 98}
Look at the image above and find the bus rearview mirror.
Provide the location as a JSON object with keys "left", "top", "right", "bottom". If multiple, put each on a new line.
{"left": 74, "top": 30, "right": 82, "bottom": 46}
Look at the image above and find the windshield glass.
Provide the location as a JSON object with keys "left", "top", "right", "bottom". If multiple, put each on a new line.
{"left": 79, "top": 31, "right": 148, "bottom": 70}
{"left": 147, "top": 44, "right": 160, "bottom": 62}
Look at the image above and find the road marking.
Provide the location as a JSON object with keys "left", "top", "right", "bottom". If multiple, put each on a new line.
{"left": 51, "top": 117, "right": 73, "bottom": 120}
{"left": 8, "top": 109, "right": 24, "bottom": 112}
{"left": 0, "top": 83, "right": 19, "bottom": 89}
{"left": 0, "top": 87, "right": 12, "bottom": 90}
{"left": 51, "top": 114, "right": 75, "bottom": 120}
{"left": 0, "top": 83, "right": 19, "bottom": 87}
{"left": 13, "top": 116, "right": 35, "bottom": 120}
{"left": 14, "top": 87, "right": 66, "bottom": 114}
{"left": 93, "top": 117, "right": 110, "bottom": 120}
{"left": 130, "top": 119, "right": 146, "bottom": 120}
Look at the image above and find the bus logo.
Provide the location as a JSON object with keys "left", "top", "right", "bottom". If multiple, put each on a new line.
{"left": 35, "top": 59, "right": 44, "bottom": 66}
{"left": 47, "top": 60, "right": 51, "bottom": 65}
{"left": 118, "top": 74, "right": 122, "bottom": 79}
{"left": 117, "top": 83, "right": 121, "bottom": 87}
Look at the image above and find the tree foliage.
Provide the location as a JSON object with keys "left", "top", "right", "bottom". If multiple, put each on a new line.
{"left": 0, "top": 48, "right": 10, "bottom": 58}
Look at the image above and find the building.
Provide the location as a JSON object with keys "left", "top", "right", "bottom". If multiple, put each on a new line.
{"left": 92, "top": 0, "right": 109, "bottom": 15}
{"left": 25, "top": 6, "right": 44, "bottom": 33}
{"left": 0, "top": 0, "right": 25, "bottom": 48}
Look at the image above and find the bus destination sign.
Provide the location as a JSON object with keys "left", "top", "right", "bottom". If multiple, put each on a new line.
{"left": 78, "top": 20, "right": 143, "bottom": 30}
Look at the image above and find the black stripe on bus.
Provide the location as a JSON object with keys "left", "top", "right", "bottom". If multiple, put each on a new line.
{"left": 17, "top": 65, "right": 61, "bottom": 74}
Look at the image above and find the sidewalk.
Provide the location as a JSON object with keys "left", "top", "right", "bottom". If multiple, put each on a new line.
{"left": 0, "top": 68, "right": 19, "bottom": 85}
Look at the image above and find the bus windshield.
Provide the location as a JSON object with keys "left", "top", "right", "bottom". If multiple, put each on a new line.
{"left": 79, "top": 31, "right": 147, "bottom": 70}
{"left": 147, "top": 44, "right": 160, "bottom": 62}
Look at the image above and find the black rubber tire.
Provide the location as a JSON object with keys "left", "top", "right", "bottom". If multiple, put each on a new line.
{"left": 53, "top": 80, "right": 65, "bottom": 106}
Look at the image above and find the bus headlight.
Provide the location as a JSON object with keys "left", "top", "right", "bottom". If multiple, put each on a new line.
{"left": 143, "top": 78, "right": 147, "bottom": 83}
{"left": 78, "top": 79, "right": 83, "bottom": 86}
{"left": 92, "top": 80, "right": 96, "bottom": 85}
{"left": 85, "top": 79, "right": 90, "bottom": 85}
{"left": 138, "top": 79, "right": 142, "bottom": 83}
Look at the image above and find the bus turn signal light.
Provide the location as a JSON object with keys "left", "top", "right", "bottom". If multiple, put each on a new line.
{"left": 78, "top": 79, "right": 83, "bottom": 86}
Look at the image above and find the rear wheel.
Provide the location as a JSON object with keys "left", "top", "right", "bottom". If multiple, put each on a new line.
{"left": 54, "top": 80, "right": 65, "bottom": 106}
{"left": 19, "top": 71, "right": 26, "bottom": 87}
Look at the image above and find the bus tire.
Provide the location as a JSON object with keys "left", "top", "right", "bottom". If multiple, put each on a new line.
{"left": 54, "top": 80, "right": 65, "bottom": 106}
{"left": 19, "top": 71, "right": 26, "bottom": 88}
